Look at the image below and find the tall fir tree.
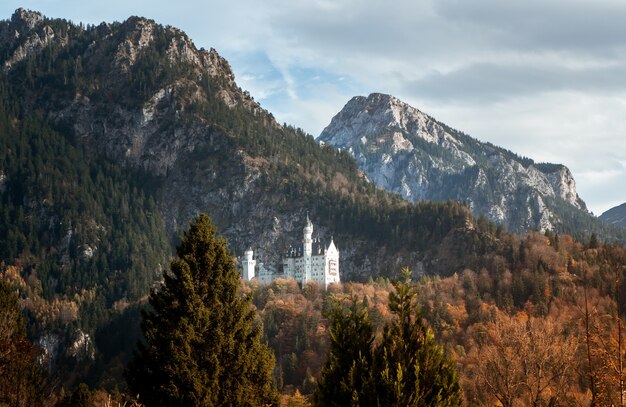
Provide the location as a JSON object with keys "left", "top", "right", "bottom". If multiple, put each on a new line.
{"left": 314, "top": 296, "right": 375, "bottom": 407}
{"left": 373, "top": 268, "right": 462, "bottom": 406}
{"left": 126, "top": 214, "right": 278, "bottom": 406}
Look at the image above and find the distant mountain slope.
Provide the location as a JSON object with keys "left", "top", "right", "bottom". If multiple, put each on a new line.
{"left": 600, "top": 203, "right": 626, "bottom": 229}
{"left": 319, "top": 93, "right": 619, "bottom": 239}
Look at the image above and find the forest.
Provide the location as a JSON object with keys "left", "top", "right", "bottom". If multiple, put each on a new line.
{"left": 244, "top": 229, "right": 626, "bottom": 406}
{"left": 2, "top": 213, "right": 626, "bottom": 406}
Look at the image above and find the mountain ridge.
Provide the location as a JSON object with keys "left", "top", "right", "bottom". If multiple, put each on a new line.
{"left": 0, "top": 8, "right": 480, "bottom": 385}
{"left": 319, "top": 92, "right": 605, "bottom": 236}
{"left": 600, "top": 202, "right": 626, "bottom": 229}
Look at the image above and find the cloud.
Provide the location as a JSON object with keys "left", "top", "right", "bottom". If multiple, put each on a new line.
{"left": 405, "top": 61, "right": 626, "bottom": 103}
{"left": 433, "top": 0, "right": 626, "bottom": 54}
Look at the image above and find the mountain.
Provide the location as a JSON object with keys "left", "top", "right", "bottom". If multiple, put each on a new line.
{"left": 319, "top": 93, "right": 618, "bottom": 238}
{"left": 600, "top": 203, "right": 626, "bottom": 229}
{"left": 0, "top": 9, "right": 491, "bottom": 279}
{"left": 0, "top": 9, "right": 509, "bottom": 384}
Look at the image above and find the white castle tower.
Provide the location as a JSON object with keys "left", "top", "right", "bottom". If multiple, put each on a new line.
{"left": 242, "top": 247, "right": 256, "bottom": 280}
{"left": 303, "top": 213, "right": 313, "bottom": 283}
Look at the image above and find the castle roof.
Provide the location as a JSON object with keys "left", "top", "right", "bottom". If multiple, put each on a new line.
{"left": 284, "top": 236, "right": 333, "bottom": 258}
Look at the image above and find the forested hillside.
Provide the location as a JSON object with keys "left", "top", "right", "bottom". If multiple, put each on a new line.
{"left": 601, "top": 202, "right": 626, "bottom": 229}
{"left": 0, "top": 69, "right": 172, "bottom": 387}
{"left": 245, "top": 231, "right": 625, "bottom": 405}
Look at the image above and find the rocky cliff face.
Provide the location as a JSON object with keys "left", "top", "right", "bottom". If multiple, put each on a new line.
{"left": 2, "top": 11, "right": 265, "bottom": 175}
{"left": 319, "top": 93, "right": 588, "bottom": 233}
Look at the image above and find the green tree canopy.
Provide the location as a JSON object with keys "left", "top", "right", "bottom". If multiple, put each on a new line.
{"left": 314, "top": 296, "right": 374, "bottom": 406}
{"left": 315, "top": 268, "right": 462, "bottom": 407}
{"left": 374, "top": 268, "right": 462, "bottom": 406}
{"left": 126, "top": 214, "right": 278, "bottom": 406}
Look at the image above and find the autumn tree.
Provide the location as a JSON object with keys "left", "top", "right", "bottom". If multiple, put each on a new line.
{"left": 126, "top": 214, "right": 278, "bottom": 406}
{"left": 581, "top": 263, "right": 626, "bottom": 407}
{"left": 465, "top": 312, "right": 579, "bottom": 406}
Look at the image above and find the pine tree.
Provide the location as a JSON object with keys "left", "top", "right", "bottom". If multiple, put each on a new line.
{"left": 314, "top": 296, "right": 374, "bottom": 407}
{"left": 315, "top": 270, "right": 462, "bottom": 406}
{"left": 126, "top": 214, "right": 278, "bottom": 406}
{"left": 373, "top": 268, "right": 462, "bottom": 407}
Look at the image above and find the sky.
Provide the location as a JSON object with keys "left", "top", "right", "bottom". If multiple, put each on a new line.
{"left": 3, "top": 1, "right": 626, "bottom": 215}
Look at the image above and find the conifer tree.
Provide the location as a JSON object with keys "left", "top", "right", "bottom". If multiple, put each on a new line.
{"left": 373, "top": 268, "right": 462, "bottom": 406}
{"left": 126, "top": 214, "right": 278, "bottom": 406}
{"left": 314, "top": 296, "right": 374, "bottom": 406}
{"left": 315, "top": 270, "right": 462, "bottom": 406}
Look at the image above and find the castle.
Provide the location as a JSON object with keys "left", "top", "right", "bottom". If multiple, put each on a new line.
{"left": 241, "top": 215, "right": 340, "bottom": 288}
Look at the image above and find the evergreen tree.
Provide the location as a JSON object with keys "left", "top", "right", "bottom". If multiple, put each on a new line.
{"left": 314, "top": 296, "right": 374, "bottom": 406}
{"left": 315, "top": 270, "right": 462, "bottom": 406}
{"left": 126, "top": 214, "right": 278, "bottom": 406}
{"left": 373, "top": 268, "right": 462, "bottom": 407}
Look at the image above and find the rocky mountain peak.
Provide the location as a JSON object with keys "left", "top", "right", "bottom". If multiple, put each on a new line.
{"left": 320, "top": 93, "right": 589, "bottom": 233}
{"left": 118, "top": 16, "right": 234, "bottom": 82}
{"left": 114, "top": 17, "right": 158, "bottom": 71}
{"left": 112, "top": 16, "right": 237, "bottom": 100}
{"left": 0, "top": 9, "right": 279, "bottom": 176}
{"left": 360, "top": 92, "right": 423, "bottom": 125}
{"left": 321, "top": 93, "right": 463, "bottom": 155}
{"left": 2, "top": 10, "right": 65, "bottom": 71}
{"left": 11, "top": 8, "right": 43, "bottom": 31}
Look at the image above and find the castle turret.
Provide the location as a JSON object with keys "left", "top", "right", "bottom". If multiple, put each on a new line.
{"left": 242, "top": 247, "right": 256, "bottom": 280}
{"left": 303, "top": 213, "right": 313, "bottom": 282}
{"left": 325, "top": 237, "right": 340, "bottom": 287}
{"left": 303, "top": 213, "right": 313, "bottom": 255}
